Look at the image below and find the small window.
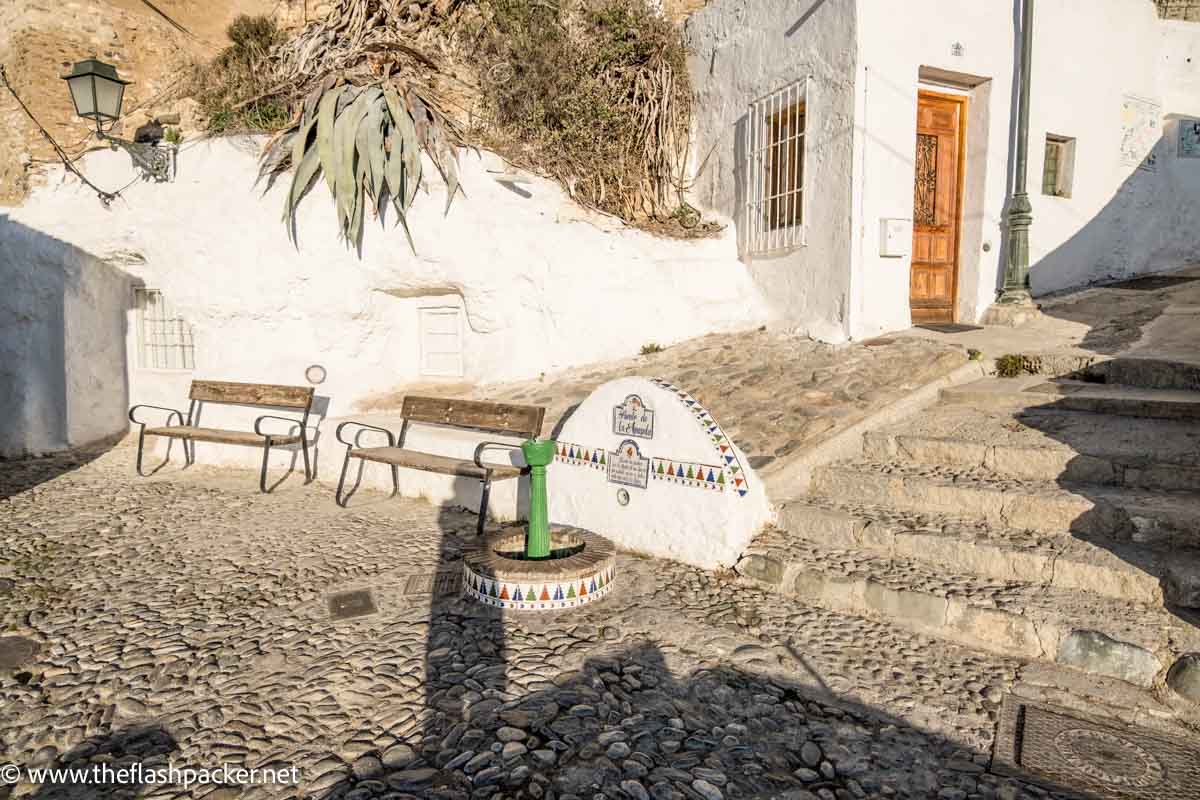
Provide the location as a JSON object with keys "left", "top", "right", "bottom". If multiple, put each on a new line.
{"left": 134, "top": 288, "right": 195, "bottom": 370}
{"left": 746, "top": 79, "right": 809, "bottom": 255}
{"left": 1042, "top": 134, "right": 1075, "bottom": 198}
{"left": 419, "top": 306, "right": 464, "bottom": 377}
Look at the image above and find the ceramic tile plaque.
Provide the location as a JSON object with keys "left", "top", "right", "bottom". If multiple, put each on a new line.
{"left": 607, "top": 439, "right": 650, "bottom": 489}
{"left": 613, "top": 394, "right": 654, "bottom": 439}
{"left": 1121, "top": 95, "right": 1162, "bottom": 173}
{"left": 1180, "top": 118, "right": 1200, "bottom": 159}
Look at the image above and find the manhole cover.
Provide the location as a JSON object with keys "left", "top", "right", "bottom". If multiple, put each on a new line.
{"left": 402, "top": 570, "right": 461, "bottom": 597}
{"left": 994, "top": 695, "right": 1200, "bottom": 798}
{"left": 328, "top": 589, "right": 378, "bottom": 620}
{"left": 0, "top": 636, "right": 39, "bottom": 669}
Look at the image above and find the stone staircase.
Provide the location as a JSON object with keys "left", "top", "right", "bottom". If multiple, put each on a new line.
{"left": 738, "top": 354, "right": 1200, "bottom": 732}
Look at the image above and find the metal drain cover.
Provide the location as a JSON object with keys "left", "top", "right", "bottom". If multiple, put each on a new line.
{"left": 402, "top": 570, "right": 461, "bottom": 597}
{"left": 994, "top": 694, "right": 1200, "bottom": 798}
{"left": 0, "top": 636, "right": 39, "bottom": 669}
{"left": 328, "top": 589, "right": 378, "bottom": 620}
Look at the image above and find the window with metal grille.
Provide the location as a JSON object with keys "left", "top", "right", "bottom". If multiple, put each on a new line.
{"left": 134, "top": 288, "right": 195, "bottom": 370}
{"left": 1042, "top": 134, "right": 1075, "bottom": 198}
{"left": 419, "top": 306, "right": 464, "bottom": 377}
{"left": 745, "top": 78, "right": 809, "bottom": 256}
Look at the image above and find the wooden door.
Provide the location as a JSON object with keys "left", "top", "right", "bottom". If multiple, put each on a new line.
{"left": 910, "top": 92, "right": 966, "bottom": 324}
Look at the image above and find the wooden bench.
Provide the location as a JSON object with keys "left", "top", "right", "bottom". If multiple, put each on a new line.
{"left": 334, "top": 396, "right": 546, "bottom": 535}
{"left": 128, "top": 380, "right": 315, "bottom": 492}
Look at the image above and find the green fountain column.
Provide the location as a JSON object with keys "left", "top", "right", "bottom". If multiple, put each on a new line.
{"left": 520, "top": 438, "right": 557, "bottom": 559}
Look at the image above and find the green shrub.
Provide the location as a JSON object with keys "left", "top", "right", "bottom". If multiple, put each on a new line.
{"left": 190, "top": 15, "right": 288, "bottom": 134}
{"left": 477, "top": 0, "right": 692, "bottom": 224}
{"left": 995, "top": 354, "right": 1026, "bottom": 378}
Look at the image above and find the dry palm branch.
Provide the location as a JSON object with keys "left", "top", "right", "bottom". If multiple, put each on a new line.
{"left": 255, "top": 0, "right": 468, "bottom": 254}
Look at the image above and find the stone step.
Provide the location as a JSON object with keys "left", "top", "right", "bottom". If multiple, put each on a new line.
{"left": 941, "top": 376, "right": 1200, "bottom": 420}
{"left": 775, "top": 498, "right": 1200, "bottom": 608}
{"left": 861, "top": 406, "right": 1200, "bottom": 491}
{"left": 809, "top": 459, "right": 1200, "bottom": 546}
{"left": 1091, "top": 355, "right": 1200, "bottom": 392}
{"left": 736, "top": 527, "right": 1200, "bottom": 690}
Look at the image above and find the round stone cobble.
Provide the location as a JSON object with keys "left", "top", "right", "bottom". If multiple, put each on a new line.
{"left": 0, "top": 442, "right": 1075, "bottom": 799}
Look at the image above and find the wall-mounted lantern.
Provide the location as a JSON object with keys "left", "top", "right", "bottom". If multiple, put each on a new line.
{"left": 62, "top": 58, "right": 175, "bottom": 183}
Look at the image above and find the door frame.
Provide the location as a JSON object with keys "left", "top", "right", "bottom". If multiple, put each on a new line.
{"left": 912, "top": 88, "right": 968, "bottom": 324}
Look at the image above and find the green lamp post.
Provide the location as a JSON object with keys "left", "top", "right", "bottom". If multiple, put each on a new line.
{"left": 520, "top": 438, "right": 557, "bottom": 559}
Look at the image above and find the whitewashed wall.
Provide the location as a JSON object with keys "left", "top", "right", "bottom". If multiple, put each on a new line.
{"left": 851, "top": 0, "right": 1200, "bottom": 335}
{"left": 684, "top": 0, "right": 859, "bottom": 342}
{"left": 0, "top": 216, "right": 130, "bottom": 457}
{"left": 1, "top": 138, "right": 771, "bottom": 457}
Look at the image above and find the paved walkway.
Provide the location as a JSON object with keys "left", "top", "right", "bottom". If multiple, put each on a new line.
{"left": 0, "top": 443, "right": 1065, "bottom": 800}
{"left": 358, "top": 329, "right": 969, "bottom": 483}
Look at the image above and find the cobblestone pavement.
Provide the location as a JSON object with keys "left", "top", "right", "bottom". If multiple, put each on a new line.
{"left": 361, "top": 330, "right": 968, "bottom": 478}
{"left": 1, "top": 444, "right": 1067, "bottom": 800}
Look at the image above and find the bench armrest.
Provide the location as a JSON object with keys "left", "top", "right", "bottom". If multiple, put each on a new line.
{"left": 128, "top": 404, "right": 185, "bottom": 427}
{"left": 254, "top": 414, "right": 307, "bottom": 438}
{"left": 335, "top": 420, "right": 396, "bottom": 448}
{"left": 473, "top": 441, "right": 525, "bottom": 471}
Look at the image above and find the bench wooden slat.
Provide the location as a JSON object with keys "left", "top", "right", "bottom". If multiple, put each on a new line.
{"left": 145, "top": 425, "right": 302, "bottom": 446}
{"left": 351, "top": 447, "right": 524, "bottom": 480}
{"left": 400, "top": 396, "right": 544, "bottom": 438}
{"left": 189, "top": 380, "right": 313, "bottom": 409}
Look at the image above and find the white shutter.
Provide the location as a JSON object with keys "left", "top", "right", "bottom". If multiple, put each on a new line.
{"left": 419, "top": 307, "right": 464, "bottom": 377}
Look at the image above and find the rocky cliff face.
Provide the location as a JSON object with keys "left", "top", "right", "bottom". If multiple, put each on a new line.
{"left": 0, "top": 0, "right": 295, "bottom": 204}
{"left": 1159, "top": 0, "right": 1200, "bottom": 21}
{"left": 0, "top": 0, "right": 709, "bottom": 206}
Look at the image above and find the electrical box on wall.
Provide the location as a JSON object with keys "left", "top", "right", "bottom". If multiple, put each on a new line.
{"left": 880, "top": 218, "right": 912, "bottom": 258}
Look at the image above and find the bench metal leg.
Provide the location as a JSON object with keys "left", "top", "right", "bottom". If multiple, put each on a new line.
{"left": 134, "top": 425, "right": 151, "bottom": 476}
{"left": 134, "top": 426, "right": 178, "bottom": 477}
{"left": 259, "top": 437, "right": 273, "bottom": 494}
{"left": 477, "top": 474, "right": 493, "bottom": 537}
{"left": 335, "top": 446, "right": 355, "bottom": 507}
{"left": 301, "top": 435, "right": 312, "bottom": 484}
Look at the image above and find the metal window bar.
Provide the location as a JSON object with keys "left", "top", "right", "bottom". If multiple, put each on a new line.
{"left": 745, "top": 77, "right": 809, "bottom": 257}
{"left": 135, "top": 288, "right": 195, "bottom": 370}
{"left": 1042, "top": 139, "right": 1060, "bottom": 196}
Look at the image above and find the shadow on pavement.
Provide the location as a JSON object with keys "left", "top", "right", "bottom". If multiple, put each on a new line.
{"left": 12, "top": 725, "right": 178, "bottom": 800}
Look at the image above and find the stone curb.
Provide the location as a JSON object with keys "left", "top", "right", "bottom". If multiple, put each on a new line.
{"left": 861, "top": 431, "right": 1200, "bottom": 492}
{"left": 738, "top": 565, "right": 1173, "bottom": 690}
{"left": 774, "top": 502, "right": 1168, "bottom": 606}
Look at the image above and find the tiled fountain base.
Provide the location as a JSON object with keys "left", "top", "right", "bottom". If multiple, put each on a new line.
{"left": 462, "top": 525, "right": 616, "bottom": 611}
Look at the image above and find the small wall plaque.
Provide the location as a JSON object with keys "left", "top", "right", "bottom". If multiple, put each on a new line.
{"left": 607, "top": 439, "right": 650, "bottom": 489}
{"left": 1180, "top": 119, "right": 1200, "bottom": 159}
{"left": 613, "top": 394, "right": 655, "bottom": 439}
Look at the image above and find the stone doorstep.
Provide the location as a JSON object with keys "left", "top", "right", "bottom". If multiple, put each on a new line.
{"left": 861, "top": 430, "right": 1200, "bottom": 492}
{"left": 773, "top": 499, "right": 1200, "bottom": 607}
{"left": 941, "top": 378, "right": 1200, "bottom": 421}
{"left": 808, "top": 461, "right": 1200, "bottom": 545}
{"left": 734, "top": 546, "right": 1200, "bottom": 692}
{"left": 1101, "top": 356, "right": 1200, "bottom": 392}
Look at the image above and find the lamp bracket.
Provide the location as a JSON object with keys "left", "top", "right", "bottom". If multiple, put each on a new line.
{"left": 98, "top": 129, "right": 175, "bottom": 183}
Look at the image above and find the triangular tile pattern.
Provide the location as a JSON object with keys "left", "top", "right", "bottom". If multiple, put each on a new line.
{"left": 461, "top": 563, "right": 618, "bottom": 611}
{"left": 556, "top": 441, "right": 606, "bottom": 470}
{"left": 649, "top": 378, "right": 751, "bottom": 498}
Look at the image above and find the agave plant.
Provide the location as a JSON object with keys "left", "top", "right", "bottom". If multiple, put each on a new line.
{"left": 259, "top": 79, "right": 462, "bottom": 254}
